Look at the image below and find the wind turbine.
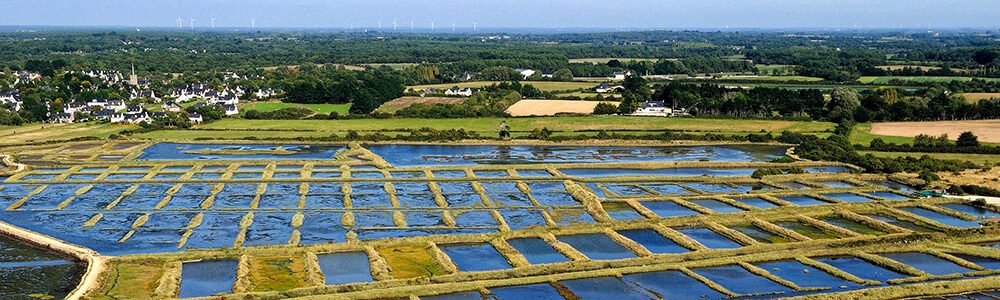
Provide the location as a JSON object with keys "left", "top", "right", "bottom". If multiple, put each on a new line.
{"left": 473, "top": 21, "right": 478, "bottom": 31}
{"left": 176, "top": 17, "right": 183, "bottom": 29}
{"left": 251, "top": 19, "right": 256, "bottom": 29}
{"left": 392, "top": 18, "right": 398, "bottom": 30}
{"left": 190, "top": 18, "right": 194, "bottom": 30}
{"left": 378, "top": 20, "right": 382, "bottom": 30}
{"left": 430, "top": 21, "right": 434, "bottom": 31}
{"left": 211, "top": 18, "right": 216, "bottom": 29}
{"left": 410, "top": 20, "right": 414, "bottom": 31}
{"left": 452, "top": 22, "right": 456, "bottom": 32}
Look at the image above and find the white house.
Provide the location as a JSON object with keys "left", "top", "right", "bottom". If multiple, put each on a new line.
{"left": 255, "top": 88, "right": 277, "bottom": 99}
{"left": 131, "top": 90, "right": 160, "bottom": 102}
{"left": 125, "top": 112, "right": 151, "bottom": 124}
{"left": 631, "top": 101, "right": 672, "bottom": 117}
{"left": 63, "top": 102, "right": 89, "bottom": 114}
{"left": 49, "top": 113, "right": 74, "bottom": 123}
{"left": 87, "top": 99, "right": 126, "bottom": 111}
{"left": 515, "top": 68, "right": 536, "bottom": 80}
{"left": 612, "top": 71, "right": 632, "bottom": 80}
{"left": 445, "top": 87, "right": 473, "bottom": 97}
{"left": 595, "top": 83, "right": 623, "bottom": 93}
{"left": 95, "top": 109, "right": 125, "bottom": 123}
{"left": 541, "top": 72, "right": 554, "bottom": 78}
{"left": 222, "top": 104, "right": 239, "bottom": 116}
{"left": 1, "top": 91, "right": 23, "bottom": 111}
{"left": 161, "top": 102, "right": 182, "bottom": 112}
{"left": 212, "top": 94, "right": 239, "bottom": 106}
{"left": 187, "top": 113, "right": 203, "bottom": 123}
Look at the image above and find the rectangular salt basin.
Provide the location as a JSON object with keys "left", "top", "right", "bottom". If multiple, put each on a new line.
{"left": 774, "top": 221, "right": 843, "bottom": 240}
{"left": 867, "top": 192, "right": 912, "bottom": 200}
{"left": 782, "top": 182, "right": 813, "bottom": 189}
{"left": 692, "top": 265, "right": 791, "bottom": 295}
{"left": 730, "top": 225, "right": 793, "bottom": 244}
{"left": 687, "top": 199, "right": 745, "bottom": 213}
{"left": 639, "top": 201, "right": 700, "bottom": 218}
{"left": 316, "top": 252, "right": 373, "bottom": 285}
{"left": 516, "top": 170, "right": 552, "bottom": 177}
{"left": 557, "top": 277, "right": 655, "bottom": 299}
{"left": 754, "top": 260, "right": 861, "bottom": 290}
{"left": 622, "top": 270, "right": 726, "bottom": 300}
{"left": 561, "top": 168, "right": 757, "bottom": 178}
{"left": 506, "top": 238, "right": 569, "bottom": 265}
{"left": 675, "top": 227, "right": 742, "bottom": 249}
{"left": 868, "top": 181, "right": 917, "bottom": 193}
{"left": 818, "top": 216, "right": 888, "bottom": 236}
{"left": 818, "top": 181, "right": 855, "bottom": 188}
{"left": 823, "top": 193, "right": 873, "bottom": 203}
{"left": 814, "top": 256, "right": 909, "bottom": 283}
{"left": 948, "top": 253, "right": 1000, "bottom": 270}
{"left": 862, "top": 214, "right": 937, "bottom": 233}
{"left": 880, "top": 252, "right": 974, "bottom": 276}
{"left": 603, "top": 202, "right": 646, "bottom": 221}
{"left": 556, "top": 233, "right": 636, "bottom": 260}
{"left": 897, "top": 207, "right": 981, "bottom": 228}
{"left": 138, "top": 143, "right": 344, "bottom": 160}
{"left": 733, "top": 197, "right": 778, "bottom": 209}
{"left": 777, "top": 196, "right": 830, "bottom": 206}
{"left": 938, "top": 203, "right": 1000, "bottom": 219}
{"left": 488, "top": 283, "right": 565, "bottom": 299}
{"left": 439, "top": 243, "right": 512, "bottom": 272}
{"left": 616, "top": 229, "right": 689, "bottom": 254}
{"left": 178, "top": 260, "right": 238, "bottom": 298}
{"left": 601, "top": 184, "right": 652, "bottom": 197}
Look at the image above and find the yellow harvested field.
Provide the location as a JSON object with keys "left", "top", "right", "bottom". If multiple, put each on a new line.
{"left": 959, "top": 93, "right": 1000, "bottom": 103}
{"left": 870, "top": 120, "right": 1000, "bottom": 143}
{"left": 505, "top": 100, "right": 619, "bottom": 117}
{"left": 376, "top": 96, "right": 467, "bottom": 113}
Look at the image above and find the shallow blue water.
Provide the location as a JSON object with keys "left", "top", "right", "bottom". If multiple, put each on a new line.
{"left": 867, "top": 192, "right": 912, "bottom": 200}
{"left": 617, "top": 229, "right": 689, "bottom": 254}
{"left": 506, "top": 238, "right": 569, "bottom": 265}
{"left": 675, "top": 227, "right": 742, "bottom": 249}
{"left": 558, "top": 276, "right": 655, "bottom": 299}
{"left": 488, "top": 283, "right": 565, "bottom": 300}
{"left": 639, "top": 201, "right": 700, "bottom": 218}
{"left": 818, "top": 181, "right": 855, "bottom": 188}
{"left": 622, "top": 270, "right": 726, "bottom": 299}
{"left": 603, "top": 202, "right": 647, "bottom": 221}
{"left": 316, "top": 252, "right": 373, "bottom": 285}
{"left": 692, "top": 265, "right": 790, "bottom": 295}
{"left": 880, "top": 252, "right": 974, "bottom": 276}
{"left": 755, "top": 260, "right": 860, "bottom": 290}
{"left": 367, "top": 144, "right": 787, "bottom": 167}
{"left": 561, "top": 168, "right": 758, "bottom": 178}
{"left": 138, "top": 143, "right": 345, "bottom": 160}
{"left": 777, "top": 196, "right": 830, "bottom": 206}
{"left": 814, "top": 256, "right": 908, "bottom": 283}
{"left": 938, "top": 203, "right": 1000, "bottom": 219}
{"left": 178, "top": 260, "right": 238, "bottom": 298}
{"left": 949, "top": 253, "right": 1000, "bottom": 270}
{"left": 557, "top": 233, "right": 636, "bottom": 260}
{"left": 897, "top": 207, "right": 981, "bottom": 228}
{"left": 823, "top": 193, "right": 873, "bottom": 203}
{"left": 440, "top": 243, "right": 512, "bottom": 272}
{"left": 687, "top": 199, "right": 745, "bottom": 213}
{"left": 861, "top": 214, "right": 936, "bottom": 233}
{"left": 733, "top": 197, "right": 778, "bottom": 209}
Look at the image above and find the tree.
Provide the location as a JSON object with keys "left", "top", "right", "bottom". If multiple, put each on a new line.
{"left": 0, "top": 110, "right": 23, "bottom": 126}
{"left": 552, "top": 68, "right": 574, "bottom": 81}
{"left": 973, "top": 50, "right": 998, "bottom": 65}
{"left": 617, "top": 94, "right": 640, "bottom": 115}
{"left": 957, "top": 131, "right": 980, "bottom": 147}
{"left": 592, "top": 102, "right": 618, "bottom": 115}
{"left": 348, "top": 89, "right": 379, "bottom": 114}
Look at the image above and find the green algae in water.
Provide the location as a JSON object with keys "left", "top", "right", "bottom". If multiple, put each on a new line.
{"left": 774, "top": 221, "right": 843, "bottom": 240}
{"left": 817, "top": 216, "right": 888, "bottom": 236}
{"left": 730, "top": 225, "right": 794, "bottom": 244}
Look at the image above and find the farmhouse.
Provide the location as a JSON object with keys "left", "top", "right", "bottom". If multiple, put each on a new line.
{"left": 187, "top": 112, "right": 203, "bottom": 123}
{"left": 48, "top": 113, "right": 74, "bottom": 123}
{"left": 125, "top": 111, "right": 151, "bottom": 124}
{"left": 222, "top": 104, "right": 239, "bottom": 116}
{"left": 631, "top": 100, "right": 672, "bottom": 117}
{"left": 95, "top": 109, "right": 125, "bottom": 123}
{"left": 422, "top": 87, "right": 437, "bottom": 96}
{"left": 161, "top": 102, "right": 181, "bottom": 112}
{"left": 445, "top": 87, "right": 474, "bottom": 97}
{"left": 515, "top": 68, "right": 536, "bottom": 79}
{"left": 595, "top": 83, "right": 622, "bottom": 93}
{"left": 612, "top": 71, "right": 632, "bottom": 80}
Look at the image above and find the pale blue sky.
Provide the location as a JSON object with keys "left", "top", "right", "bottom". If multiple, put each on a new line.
{"left": 0, "top": 0, "right": 996, "bottom": 30}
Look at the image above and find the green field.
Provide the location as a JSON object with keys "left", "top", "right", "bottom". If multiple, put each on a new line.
{"left": 0, "top": 122, "right": 127, "bottom": 144}
{"left": 848, "top": 123, "right": 917, "bottom": 146}
{"left": 859, "top": 151, "right": 1000, "bottom": 164}
{"left": 859, "top": 76, "right": 1000, "bottom": 84}
{"left": 128, "top": 117, "right": 835, "bottom": 141}
{"left": 408, "top": 81, "right": 599, "bottom": 93}
{"left": 755, "top": 64, "right": 795, "bottom": 72}
{"left": 239, "top": 102, "right": 351, "bottom": 115}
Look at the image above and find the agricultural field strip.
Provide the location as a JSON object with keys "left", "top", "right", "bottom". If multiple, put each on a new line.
{"left": 93, "top": 195, "right": 1000, "bottom": 300}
